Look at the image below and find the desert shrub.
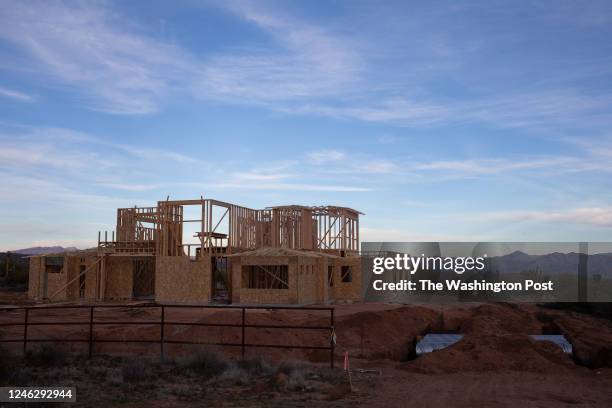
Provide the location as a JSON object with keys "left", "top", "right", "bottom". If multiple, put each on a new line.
{"left": 181, "top": 347, "right": 228, "bottom": 378}
{"left": 25, "top": 343, "right": 67, "bottom": 367}
{"left": 276, "top": 360, "right": 304, "bottom": 376}
{"left": 270, "top": 360, "right": 310, "bottom": 391}
{"left": 218, "top": 364, "right": 249, "bottom": 385}
{"left": 121, "top": 359, "right": 153, "bottom": 383}
{"left": 238, "top": 355, "right": 274, "bottom": 376}
{"left": 287, "top": 370, "right": 306, "bottom": 391}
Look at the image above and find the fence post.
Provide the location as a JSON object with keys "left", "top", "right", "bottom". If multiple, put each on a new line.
{"left": 160, "top": 305, "right": 165, "bottom": 360}
{"left": 88, "top": 306, "right": 94, "bottom": 358}
{"left": 241, "top": 307, "right": 246, "bottom": 361}
{"left": 23, "top": 308, "right": 29, "bottom": 355}
{"left": 330, "top": 308, "right": 335, "bottom": 369}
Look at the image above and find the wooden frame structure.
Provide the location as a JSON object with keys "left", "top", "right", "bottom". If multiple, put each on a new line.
{"left": 28, "top": 197, "right": 362, "bottom": 304}
{"left": 98, "top": 198, "right": 362, "bottom": 258}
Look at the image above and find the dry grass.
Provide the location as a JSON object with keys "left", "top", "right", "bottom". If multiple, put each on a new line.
{"left": 179, "top": 347, "right": 228, "bottom": 378}
{"left": 0, "top": 347, "right": 349, "bottom": 406}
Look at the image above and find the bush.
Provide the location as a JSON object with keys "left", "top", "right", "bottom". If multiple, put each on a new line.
{"left": 287, "top": 370, "right": 306, "bottom": 391}
{"left": 276, "top": 360, "right": 303, "bottom": 376}
{"left": 25, "top": 344, "right": 67, "bottom": 367}
{"left": 238, "top": 356, "right": 274, "bottom": 376}
{"left": 181, "top": 347, "right": 228, "bottom": 378}
{"left": 271, "top": 360, "right": 309, "bottom": 391}
{"left": 218, "top": 364, "right": 249, "bottom": 385}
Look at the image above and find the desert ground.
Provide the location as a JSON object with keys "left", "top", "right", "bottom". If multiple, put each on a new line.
{"left": 1, "top": 287, "right": 612, "bottom": 407}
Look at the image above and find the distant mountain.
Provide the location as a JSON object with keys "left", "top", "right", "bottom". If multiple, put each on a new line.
{"left": 10, "top": 246, "right": 79, "bottom": 255}
{"left": 490, "top": 250, "right": 541, "bottom": 272}
{"left": 488, "top": 251, "right": 612, "bottom": 277}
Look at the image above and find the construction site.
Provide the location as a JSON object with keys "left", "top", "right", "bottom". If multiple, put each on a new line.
{"left": 26, "top": 198, "right": 363, "bottom": 305}
{"left": 4, "top": 200, "right": 612, "bottom": 407}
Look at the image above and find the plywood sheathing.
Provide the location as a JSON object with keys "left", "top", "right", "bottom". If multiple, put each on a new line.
{"left": 104, "top": 257, "right": 134, "bottom": 299}
{"left": 155, "top": 255, "right": 212, "bottom": 303}
{"left": 329, "top": 256, "right": 362, "bottom": 301}
{"left": 228, "top": 247, "right": 356, "bottom": 305}
{"left": 27, "top": 256, "right": 44, "bottom": 299}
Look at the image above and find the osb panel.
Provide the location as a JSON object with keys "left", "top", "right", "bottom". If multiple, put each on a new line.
{"left": 64, "top": 256, "right": 79, "bottom": 299}
{"left": 296, "top": 261, "right": 317, "bottom": 304}
{"left": 239, "top": 256, "right": 291, "bottom": 266}
{"left": 228, "top": 254, "right": 363, "bottom": 304}
{"left": 104, "top": 257, "right": 134, "bottom": 299}
{"left": 45, "top": 261, "right": 69, "bottom": 301}
{"left": 231, "top": 257, "right": 299, "bottom": 304}
{"left": 330, "top": 257, "right": 362, "bottom": 301}
{"left": 239, "top": 288, "right": 294, "bottom": 304}
{"left": 230, "top": 257, "right": 241, "bottom": 303}
{"left": 296, "top": 256, "right": 318, "bottom": 265}
{"left": 155, "top": 256, "right": 211, "bottom": 303}
{"left": 314, "top": 257, "right": 331, "bottom": 303}
{"left": 83, "top": 257, "right": 99, "bottom": 300}
{"left": 27, "top": 257, "right": 44, "bottom": 299}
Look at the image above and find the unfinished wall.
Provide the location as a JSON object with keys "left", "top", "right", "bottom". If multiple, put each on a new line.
{"left": 65, "top": 255, "right": 100, "bottom": 300}
{"left": 104, "top": 257, "right": 134, "bottom": 299}
{"left": 83, "top": 256, "right": 99, "bottom": 300}
{"left": 27, "top": 256, "right": 44, "bottom": 299}
{"left": 232, "top": 256, "right": 298, "bottom": 304}
{"left": 329, "top": 256, "right": 362, "bottom": 301}
{"left": 44, "top": 257, "right": 69, "bottom": 301}
{"left": 296, "top": 257, "right": 318, "bottom": 304}
{"left": 231, "top": 252, "right": 362, "bottom": 304}
{"left": 155, "top": 256, "right": 211, "bottom": 303}
{"left": 314, "top": 257, "right": 331, "bottom": 303}
{"left": 63, "top": 256, "right": 79, "bottom": 299}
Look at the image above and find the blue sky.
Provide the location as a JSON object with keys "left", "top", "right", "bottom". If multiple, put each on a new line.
{"left": 1, "top": 0, "right": 612, "bottom": 250}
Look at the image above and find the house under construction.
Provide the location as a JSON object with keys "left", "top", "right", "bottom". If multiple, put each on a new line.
{"left": 27, "top": 198, "right": 362, "bottom": 304}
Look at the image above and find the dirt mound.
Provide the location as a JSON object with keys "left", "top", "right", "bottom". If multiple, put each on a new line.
{"left": 335, "top": 306, "right": 439, "bottom": 360}
{"left": 457, "top": 303, "right": 542, "bottom": 334}
{"left": 552, "top": 311, "right": 612, "bottom": 369}
{"left": 403, "top": 334, "right": 575, "bottom": 373}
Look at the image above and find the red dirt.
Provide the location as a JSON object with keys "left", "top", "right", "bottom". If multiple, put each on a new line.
{"left": 2, "top": 297, "right": 612, "bottom": 406}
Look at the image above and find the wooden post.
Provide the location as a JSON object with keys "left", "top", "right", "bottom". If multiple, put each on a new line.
{"left": 160, "top": 305, "right": 165, "bottom": 360}
{"left": 330, "top": 308, "right": 335, "bottom": 369}
{"left": 99, "top": 256, "right": 106, "bottom": 301}
{"left": 23, "top": 308, "right": 29, "bottom": 355}
{"left": 88, "top": 306, "right": 94, "bottom": 358}
{"left": 241, "top": 307, "right": 246, "bottom": 361}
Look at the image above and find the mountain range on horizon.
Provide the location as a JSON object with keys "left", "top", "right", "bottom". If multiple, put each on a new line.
{"left": 4, "top": 246, "right": 80, "bottom": 255}
{"left": 487, "top": 250, "right": 612, "bottom": 277}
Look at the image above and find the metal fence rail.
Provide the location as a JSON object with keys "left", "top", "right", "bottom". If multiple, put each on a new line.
{"left": 0, "top": 304, "right": 336, "bottom": 368}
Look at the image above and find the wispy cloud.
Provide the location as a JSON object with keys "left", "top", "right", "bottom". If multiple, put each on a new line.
{"left": 0, "top": 86, "right": 35, "bottom": 102}
{"left": 360, "top": 227, "right": 481, "bottom": 242}
{"left": 208, "top": 182, "right": 373, "bottom": 192}
{"left": 307, "top": 149, "right": 346, "bottom": 164}
{"left": 0, "top": 0, "right": 195, "bottom": 114}
{"left": 1, "top": 0, "right": 610, "bottom": 134}
{"left": 476, "top": 208, "right": 612, "bottom": 228}
{"left": 200, "top": 0, "right": 362, "bottom": 103}
{"left": 302, "top": 149, "right": 607, "bottom": 180}
{"left": 96, "top": 183, "right": 162, "bottom": 192}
